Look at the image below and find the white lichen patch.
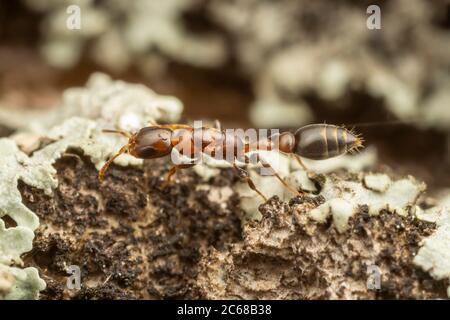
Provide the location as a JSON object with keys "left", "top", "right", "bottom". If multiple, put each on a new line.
{"left": 309, "top": 198, "right": 356, "bottom": 233}
{"left": 0, "top": 139, "right": 49, "bottom": 230}
{"left": 363, "top": 173, "right": 391, "bottom": 192}
{"left": 0, "top": 73, "right": 184, "bottom": 299}
{"left": 0, "top": 220, "right": 34, "bottom": 265}
{"left": 45, "top": 117, "right": 143, "bottom": 171}
{"left": 0, "top": 139, "right": 49, "bottom": 297}
{"left": 236, "top": 148, "right": 377, "bottom": 221}
{"left": 320, "top": 175, "right": 425, "bottom": 217}
{"left": 234, "top": 151, "right": 292, "bottom": 220}
{"left": 414, "top": 207, "right": 450, "bottom": 297}
{"left": 237, "top": 156, "right": 425, "bottom": 234}
{"left": 0, "top": 73, "right": 184, "bottom": 134}
{"left": 235, "top": 172, "right": 287, "bottom": 221}
{"left": 59, "top": 73, "right": 183, "bottom": 129}
{"left": 285, "top": 170, "right": 317, "bottom": 194}
{"left": 0, "top": 264, "right": 46, "bottom": 300}
{"left": 0, "top": 267, "right": 14, "bottom": 294}
{"left": 26, "top": 0, "right": 226, "bottom": 71}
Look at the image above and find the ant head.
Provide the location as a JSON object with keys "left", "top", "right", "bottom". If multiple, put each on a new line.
{"left": 99, "top": 127, "right": 174, "bottom": 182}
{"left": 130, "top": 127, "right": 173, "bottom": 159}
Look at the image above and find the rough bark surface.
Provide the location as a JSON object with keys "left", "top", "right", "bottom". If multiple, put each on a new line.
{"left": 20, "top": 151, "right": 243, "bottom": 299}
{"left": 18, "top": 150, "right": 448, "bottom": 299}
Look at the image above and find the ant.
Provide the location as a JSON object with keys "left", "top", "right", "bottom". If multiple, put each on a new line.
{"left": 98, "top": 121, "right": 364, "bottom": 201}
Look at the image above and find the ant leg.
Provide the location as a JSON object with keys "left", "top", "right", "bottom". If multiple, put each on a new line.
{"left": 293, "top": 154, "right": 316, "bottom": 178}
{"left": 99, "top": 144, "right": 129, "bottom": 182}
{"left": 232, "top": 162, "right": 267, "bottom": 202}
{"left": 160, "top": 166, "right": 177, "bottom": 190}
{"left": 160, "top": 163, "right": 195, "bottom": 190}
{"left": 253, "top": 154, "right": 305, "bottom": 197}
{"left": 293, "top": 154, "right": 308, "bottom": 171}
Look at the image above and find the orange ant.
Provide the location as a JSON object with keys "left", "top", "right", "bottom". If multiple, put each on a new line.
{"left": 98, "top": 122, "right": 364, "bottom": 201}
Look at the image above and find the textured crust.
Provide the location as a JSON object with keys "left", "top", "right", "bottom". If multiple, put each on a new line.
{"left": 18, "top": 153, "right": 448, "bottom": 299}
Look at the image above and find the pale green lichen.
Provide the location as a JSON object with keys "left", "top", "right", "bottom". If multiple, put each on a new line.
{"left": 309, "top": 198, "right": 356, "bottom": 233}
{"left": 0, "top": 139, "right": 47, "bottom": 230}
{"left": 0, "top": 264, "right": 46, "bottom": 300}
{"left": 414, "top": 205, "right": 450, "bottom": 298}
{"left": 236, "top": 148, "right": 377, "bottom": 220}
{"left": 0, "top": 138, "right": 53, "bottom": 299}
{"left": 237, "top": 153, "right": 449, "bottom": 294}
{"left": 363, "top": 173, "right": 392, "bottom": 192}
{"left": 236, "top": 151, "right": 424, "bottom": 231}
{"left": 0, "top": 73, "right": 183, "bottom": 134}
{"left": 0, "top": 220, "right": 34, "bottom": 266}
{"left": 308, "top": 174, "right": 421, "bottom": 234}
{"left": 320, "top": 175, "right": 425, "bottom": 217}
{"left": 0, "top": 73, "right": 183, "bottom": 299}
{"left": 234, "top": 151, "right": 292, "bottom": 220}
{"left": 25, "top": 0, "right": 226, "bottom": 71}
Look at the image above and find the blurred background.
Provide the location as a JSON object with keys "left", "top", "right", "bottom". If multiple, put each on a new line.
{"left": 0, "top": 0, "right": 449, "bottom": 190}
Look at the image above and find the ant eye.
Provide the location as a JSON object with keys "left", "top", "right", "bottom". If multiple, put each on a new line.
{"left": 135, "top": 146, "right": 159, "bottom": 158}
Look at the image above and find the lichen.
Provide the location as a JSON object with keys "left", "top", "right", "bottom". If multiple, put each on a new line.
{"left": 309, "top": 198, "right": 356, "bottom": 233}
{"left": 219, "top": 0, "right": 450, "bottom": 131}
{"left": 22, "top": 0, "right": 450, "bottom": 140}
{"left": 363, "top": 174, "right": 392, "bottom": 193}
{"left": 0, "top": 72, "right": 183, "bottom": 134}
{"left": 0, "top": 74, "right": 183, "bottom": 299}
{"left": 319, "top": 174, "right": 425, "bottom": 217}
{"left": 0, "top": 71, "right": 447, "bottom": 299}
{"left": 25, "top": 0, "right": 226, "bottom": 71}
{"left": 0, "top": 265, "right": 46, "bottom": 300}
{"left": 235, "top": 148, "right": 377, "bottom": 220}
{"left": 414, "top": 206, "right": 450, "bottom": 297}
{"left": 231, "top": 154, "right": 449, "bottom": 298}
{"left": 0, "top": 138, "right": 51, "bottom": 298}
{"left": 0, "top": 220, "right": 34, "bottom": 266}
{"left": 197, "top": 195, "right": 447, "bottom": 299}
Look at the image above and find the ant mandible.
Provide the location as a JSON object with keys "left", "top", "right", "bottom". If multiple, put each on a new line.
{"left": 98, "top": 121, "right": 364, "bottom": 201}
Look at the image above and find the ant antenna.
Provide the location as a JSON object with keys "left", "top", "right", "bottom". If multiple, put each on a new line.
{"left": 99, "top": 144, "right": 129, "bottom": 182}
{"left": 102, "top": 129, "right": 132, "bottom": 139}
{"left": 98, "top": 129, "right": 133, "bottom": 181}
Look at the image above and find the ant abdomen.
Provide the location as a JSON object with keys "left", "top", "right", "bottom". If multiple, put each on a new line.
{"left": 292, "top": 124, "right": 363, "bottom": 160}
